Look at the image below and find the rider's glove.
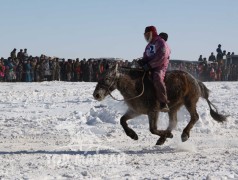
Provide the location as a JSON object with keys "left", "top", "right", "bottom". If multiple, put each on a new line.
{"left": 142, "top": 63, "right": 151, "bottom": 71}
{"left": 137, "top": 59, "right": 145, "bottom": 67}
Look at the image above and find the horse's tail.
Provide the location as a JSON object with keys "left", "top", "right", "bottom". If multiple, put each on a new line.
{"left": 198, "top": 80, "right": 228, "bottom": 123}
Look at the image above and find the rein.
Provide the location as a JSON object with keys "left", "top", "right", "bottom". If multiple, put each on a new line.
{"left": 107, "top": 71, "right": 146, "bottom": 102}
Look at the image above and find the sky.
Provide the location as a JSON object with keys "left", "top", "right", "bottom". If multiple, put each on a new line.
{"left": 1, "top": 0, "right": 237, "bottom": 61}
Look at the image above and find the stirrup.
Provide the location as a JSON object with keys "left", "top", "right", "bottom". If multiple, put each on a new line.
{"left": 160, "top": 103, "right": 170, "bottom": 112}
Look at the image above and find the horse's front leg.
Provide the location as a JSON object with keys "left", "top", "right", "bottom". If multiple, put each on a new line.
{"left": 148, "top": 111, "right": 173, "bottom": 145}
{"left": 120, "top": 110, "right": 140, "bottom": 140}
{"left": 156, "top": 108, "right": 178, "bottom": 145}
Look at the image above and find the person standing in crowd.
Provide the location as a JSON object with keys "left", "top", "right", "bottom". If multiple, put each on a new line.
{"left": 8, "top": 58, "right": 16, "bottom": 82}
{"left": 60, "top": 59, "right": 66, "bottom": 81}
{"left": 80, "top": 59, "right": 86, "bottom": 81}
{"left": 231, "top": 64, "right": 238, "bottom": 81}
{"left": 216, "top": 67, "right": 222, "bottom": 81}
{"left": 92, "top": 60, "right": 98, "bottom": 81}
{"left": 216, "top": 44, "right": 223, "bottom": 65}
{"left": 209, "top": 66, "right": 216, "bottom": 81}
{"left": 16, "top": 60, "right": 23, "bottom": 82}
{"left": 66, "top": 59, "right": 72, "bottom": 81}
{"left": 51, "top": 58, "right": 57, "bottom": 81}
{"left": 39, "top": 56, "right": 45, "bottom": 81}
{"left": 43, "top": 57, "right": 51, "bottom": 81}
{"left": 138, "top": 26, "right": 171, "bottom": 112}
{"left": 24, "top": 60, "right": 32, "bottom": 82}
{"left": 71, "top": 59, "right": 75, "bottom": 81}
{"left": 102, "top": 59, "right": 109, "bottom": 71}
{"left": 30, "top": 58, "right": 37, "bottom": 82}
{"left": 208, "top": 52, "right": 216, "bottom": 62}
{"left": 223, "top": 50, "right": 226, "bottom": 56}
{"left": 88, "top": 60, "right": 93, "bottom": 82}
{"left": 82, "top": 60, "right": 89, "bottom": 81}
{"left": 49, "top": 57, "right": 53, "bottom": 80}
{"left": 83, "top": 59, "right": 92, "bottom": 82}
{"left": 0, "top": 58, "right": 6, "bottom": 81}
{"left": 97, "top": 60, "right": 104, "bottom": 80}
{"left": 17, "top": 49, "right": 24, "bottom": 62}
{"left": 55, "top": 58, "right": 61, "bottom": 81}
{"left": 23, "top": 49, "right": 28, "bottom": 60}
{"left": 74, "top": 58, "right": 81, "bottom": 81}
{"left": 198, "top": 55, "right": 203, "bottom": 62}
{"left": 35, "top": 59, "right": 41, "bottom": 82}
{"left": 10, "top": 48, "right": 17, "bottom": 60}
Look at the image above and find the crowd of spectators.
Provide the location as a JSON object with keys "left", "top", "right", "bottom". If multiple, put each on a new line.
{"left": 0, "top": 45, "right": 237, "bottom": 83}
{"left": 168, "top": 60, "right": 237, "bottom": 82}
{"left": 0, "top": 48, "right": 138, "bottom": 82}
{"left": 191, "top": 44, "right": 237, "bottom": 81}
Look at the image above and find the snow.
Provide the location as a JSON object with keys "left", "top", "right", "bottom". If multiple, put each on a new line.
{"left": 0, "top": 81, "right": 237, "bottom": 179}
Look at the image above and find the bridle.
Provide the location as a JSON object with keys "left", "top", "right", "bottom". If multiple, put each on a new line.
{"left": 99, "top": 68, "right": 146, "bottom": 102}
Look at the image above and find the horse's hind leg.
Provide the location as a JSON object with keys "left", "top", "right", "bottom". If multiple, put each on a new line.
{"left": 120, "top": 110, "right": 140, "bottom": 140}
{"left": 182, "top": 99, "right": 199, "bottom": 142}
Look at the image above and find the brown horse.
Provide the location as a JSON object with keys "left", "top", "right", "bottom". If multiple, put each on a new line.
{"left": 93, "top": 65, "right": 227, "bottom": 145}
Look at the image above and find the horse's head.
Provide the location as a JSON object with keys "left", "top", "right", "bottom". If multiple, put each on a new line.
{"left": 93, "top": 64, "right": 120, "bottom": 101}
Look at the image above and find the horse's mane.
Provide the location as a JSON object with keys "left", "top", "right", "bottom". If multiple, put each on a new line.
{"left": 119, "top": 67, "right": 145, "bottom": 80}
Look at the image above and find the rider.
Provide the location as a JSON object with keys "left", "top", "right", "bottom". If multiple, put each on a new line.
{"left": 138, "top": 26, "right": 171, "bottom": 112}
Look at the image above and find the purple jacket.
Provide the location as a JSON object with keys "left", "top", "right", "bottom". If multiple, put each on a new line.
{"left": 143, "top": 35, "right": 170, "bottom": 71}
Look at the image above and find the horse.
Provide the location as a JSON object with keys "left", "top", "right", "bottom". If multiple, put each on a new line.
{"left": 93, "top": 65, "right": 228, "bottom": 145}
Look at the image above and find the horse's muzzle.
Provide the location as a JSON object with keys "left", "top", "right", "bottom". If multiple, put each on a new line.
{"left": 93, "top": 91, "right": 104, "bottom": 101}
{"left": 93, "top": 93, "right": 100, "bottom": 100}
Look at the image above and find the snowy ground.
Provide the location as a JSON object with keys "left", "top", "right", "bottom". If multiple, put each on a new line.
{"left": 0, "top": 81, "right": 237, "bottom": 179}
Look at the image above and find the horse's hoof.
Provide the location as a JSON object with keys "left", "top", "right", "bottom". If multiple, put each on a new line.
{"left": 127, "top": 131, "right": 138, "bottom": 140}
{"left": 181, "top": 133, "right": 189, "bottom": 142}
{"left": 132, "top": 134, "right": 138, "bottom": 140}
{"left": 166, "top": 132, "right": 173, "bottom": 139}
{"left": 156, "top": 137, "right": 166, "bottom": 145}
